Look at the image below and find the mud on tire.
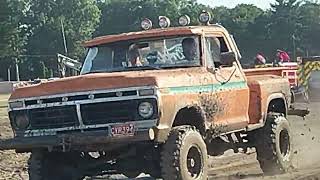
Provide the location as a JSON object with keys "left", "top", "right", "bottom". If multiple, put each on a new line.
{"left": 28, "top": 151, "right": 84, "bottom": 180}
{"left": 250, "top": 113, "right": 293, "bottom": 175}
{"left": 160, "top": 126, "right": 208, "bottom": 180}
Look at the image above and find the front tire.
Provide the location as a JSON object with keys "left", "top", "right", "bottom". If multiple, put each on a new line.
{"left": 160, "top": 126, "right": 208, "bottom": 180}
{"left": 28, "top": 151, "right": 84, "bottom": 180}
{"left": 250, "top": 113, "right": 293, "bottom": 175}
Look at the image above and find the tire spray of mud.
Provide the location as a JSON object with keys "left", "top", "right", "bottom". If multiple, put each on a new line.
{"left": 291, "top": 71, "right": 320, "bottom": 171}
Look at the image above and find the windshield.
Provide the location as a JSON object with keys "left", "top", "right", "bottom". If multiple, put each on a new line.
{"left": 80, "top": 36, "right": 201, "bottom": 74}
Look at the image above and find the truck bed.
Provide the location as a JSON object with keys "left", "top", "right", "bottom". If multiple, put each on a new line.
{"left": 243, "top": 67, "right": 296, "bottom": 77}
{"left": 243, "top": 67, "right": 294, "bottom": 125}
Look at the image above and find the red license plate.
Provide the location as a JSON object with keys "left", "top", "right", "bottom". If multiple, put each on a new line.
{"left": 111, "top": 124, "right": 135, "bottom": 136}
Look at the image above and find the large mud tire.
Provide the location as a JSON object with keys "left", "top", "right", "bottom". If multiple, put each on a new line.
{"left": 122, "top": 171, "right": 141, "bottom": 179}
{"left": 28, "top": 151, "right": 84, "bottom": 180}
{"left": 160, "top": 126, "right": 208, "bottom": 180}
{"left": 252, "top": 113, "right": 293, "bottom": 175}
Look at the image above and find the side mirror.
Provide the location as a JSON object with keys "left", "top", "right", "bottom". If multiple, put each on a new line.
{"left": 221, "top": 52, "right": 236, "bottom": 67}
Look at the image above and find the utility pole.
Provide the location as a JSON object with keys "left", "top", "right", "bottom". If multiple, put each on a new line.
{"left": 7, "top": 67, "right": 11, "bottom": 82}
{"left": 15, "top": 58, "right": 20, "bottom": 82}
{"left": 61, "top": 18, "right": 68, "bottom": 55}
{"left": 60, "top": 18, "right": 70, "bottom": 76}
{"left": 292, "top": 34, "right": 296, "bottom": 61}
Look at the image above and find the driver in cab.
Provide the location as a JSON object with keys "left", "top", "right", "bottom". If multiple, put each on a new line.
{"left": 182, "top": 37, "right": 199, "bottom": 62}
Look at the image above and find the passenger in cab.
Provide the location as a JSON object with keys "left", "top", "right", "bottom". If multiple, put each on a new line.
{"left": 128, "top": 44, "right": 143, "bottom": 67}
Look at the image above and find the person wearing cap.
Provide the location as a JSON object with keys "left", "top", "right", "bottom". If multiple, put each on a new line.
{"left": 277, "top": 49, "right": 291, "bottom": 63}
{"left": 128, "top": 44, "right": 143, "bottom": 67}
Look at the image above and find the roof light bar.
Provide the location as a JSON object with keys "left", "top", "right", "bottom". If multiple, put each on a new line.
{"left": 199, "top": 11, "right": 211, "bottom": 25}
{"left": 158, "top": 16, "right": 171, "bottom": 28}
{"left": 141, "top": 18, "right": 153, "bottom": 30}
{"left": 179, "top": 15, "right": 191, "bottom": 26}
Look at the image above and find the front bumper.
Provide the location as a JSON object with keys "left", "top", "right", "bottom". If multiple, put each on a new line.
{"left": 0, "top": 130, "right": 152, "bottom": 151}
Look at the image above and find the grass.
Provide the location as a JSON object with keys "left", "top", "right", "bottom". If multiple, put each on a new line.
{"left": 0, "top": 94, "right": 9, "bottom": 117}
{"left": 0, "top": 94, "right": 9, "bottom": 108}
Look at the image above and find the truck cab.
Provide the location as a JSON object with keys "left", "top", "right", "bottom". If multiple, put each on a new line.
{"left": 1, "top": 12, "right": 293, "bottom": 180}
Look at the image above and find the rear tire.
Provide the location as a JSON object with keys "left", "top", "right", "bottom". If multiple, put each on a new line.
{"left": 28, "top": 151, "right": 84, "bottom": 180}
{"left": 160, "top": 126, "right": 208, "bottom": 180}
{"left": 250, "top": 113, "right": 293, "bottom": 175}
{"left": 122, "top": 171, "right": 141, "bottom": 178}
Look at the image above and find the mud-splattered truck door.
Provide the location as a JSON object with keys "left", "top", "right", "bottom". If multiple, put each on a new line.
{"left": 203, "top": 31, "right": 250, "bottom": 132}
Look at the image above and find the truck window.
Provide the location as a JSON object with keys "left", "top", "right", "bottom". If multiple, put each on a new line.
{"left": 205, "top": 37, "right": 219, "bottom": 68}
{"left": 80, "top": 36, "right": 201, "bottom": 74}
{"left": 218, "top": 37, "right": 229, "bottom": 53}
{"left": 206, "top": 36, "right": 232, "bottom": 67}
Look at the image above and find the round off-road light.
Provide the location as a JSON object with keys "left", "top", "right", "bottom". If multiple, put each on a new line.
{"left": 138, "top": 102, "right": 154, "bottom": 119}
{"left": 14, "top": 114, "right": 30, "bottom": 130}
{"left": 179, "top": 15, "right": 191, "bottom": 26}
{"left": 141, "top": 18, "right": 153, "bottom": 30}
{"left": 159, "top": 16, "right": 171, "bottom": 28}
{"left": 199, "top": 11, "right": 211, "bottom": 25}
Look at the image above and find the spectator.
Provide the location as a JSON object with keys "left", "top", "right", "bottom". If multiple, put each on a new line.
{"left": 255, "top": 53, "right": 266, "bottom": 65}
{"left": 277, "top": 49, "right": 291, "bottom": 63}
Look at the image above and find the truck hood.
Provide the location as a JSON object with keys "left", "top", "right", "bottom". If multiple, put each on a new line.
{"left": 10, "top": 68, "right": 204, "bottom": 100}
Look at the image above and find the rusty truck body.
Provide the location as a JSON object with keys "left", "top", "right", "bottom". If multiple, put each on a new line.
{"left": 0, "top": 17, "right": 293, "bottom": 180}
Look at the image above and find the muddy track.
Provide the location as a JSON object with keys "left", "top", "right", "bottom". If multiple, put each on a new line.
{"left": 87, "top": 101, "right": 320, "bottom": 180}
{"left": 0, "top": 98, "right": 29, "bottom": 180}
{"left": 0, "top": 90, "right": 320, "bottom": 179}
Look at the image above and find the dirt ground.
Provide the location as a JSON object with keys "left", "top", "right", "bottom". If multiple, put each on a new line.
{"left": 0, "top": 86, "right": 320, "bottom": 180}
{"left": 0, "top": 94, "right": 29, "bottom": 180}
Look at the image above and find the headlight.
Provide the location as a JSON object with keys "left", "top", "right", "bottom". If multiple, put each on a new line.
{"left": 9, "top": 101, "right": 24, "bottom": 109}
{"left": 138, "top": 102, "right": 154, "bottom": 118}
{"left": 14, "top": 114, "right": 30, "bottom": 130}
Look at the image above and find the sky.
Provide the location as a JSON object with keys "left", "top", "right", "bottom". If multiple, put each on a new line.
{"left": 198, "top": 0, "right": 276, "bottom": 9}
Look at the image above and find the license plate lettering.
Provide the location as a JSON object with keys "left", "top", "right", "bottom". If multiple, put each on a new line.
{"left": 111, "top": 124, "right": 135, "bottom": 136}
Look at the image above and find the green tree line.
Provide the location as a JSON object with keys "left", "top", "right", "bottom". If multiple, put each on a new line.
{"left": 1, "top": 0, "right": 320, "bottom": 80}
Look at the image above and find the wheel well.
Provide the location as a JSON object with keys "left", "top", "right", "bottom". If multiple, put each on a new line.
{"left": 173, "top": 106, "right": 206, "bottom": 135}
{"left": 268, "top": 98, "right": 287, "bottom": 116}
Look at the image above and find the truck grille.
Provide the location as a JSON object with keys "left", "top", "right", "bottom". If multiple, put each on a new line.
{"left": 29, "top": 106, "right": 79, "bottom": 129}
{"left": 10, "top": 98, "right": 157, "bottom": 132}
{"left": 24, "top": 90, "right": 137, "bottom": 106}
{"left": 81, "top": 100, "right": 138, "bottom": 125}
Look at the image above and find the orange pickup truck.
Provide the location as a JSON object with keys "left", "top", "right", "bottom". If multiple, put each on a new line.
{"left": 1, "top": 13, "right": 293, "bottom": 180}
